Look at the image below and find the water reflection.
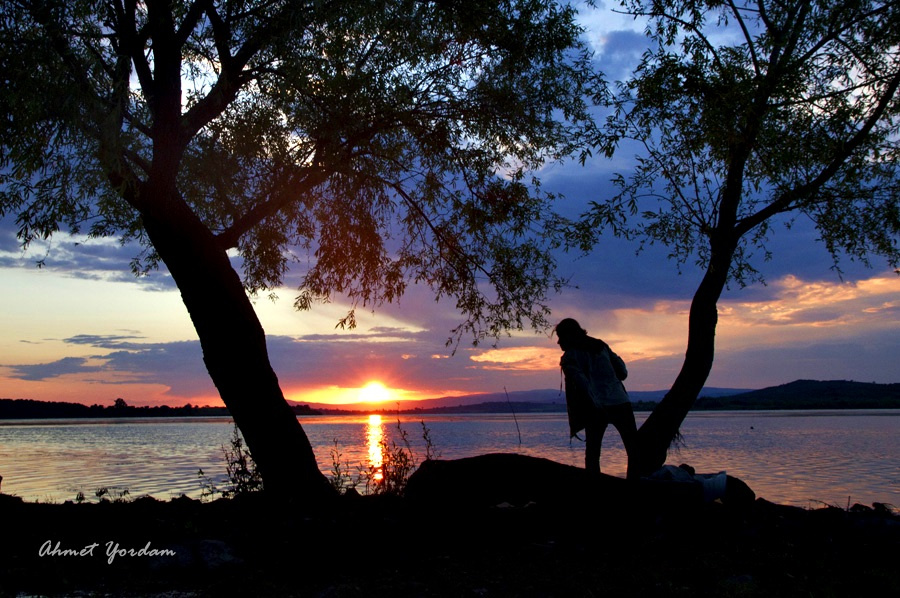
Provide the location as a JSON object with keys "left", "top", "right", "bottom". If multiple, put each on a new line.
{"left": 366, "top": 414, "right": 384, "bottom": 481}
{"left": 2, "top": 412, "right": 897, "bottom": 506}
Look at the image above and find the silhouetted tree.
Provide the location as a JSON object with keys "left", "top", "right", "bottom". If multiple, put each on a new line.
{"left": 575, "top": 0, "right": 900, "bottom": 474}
{"left": 0, "top": 0, "right": 598, "bottom": 498}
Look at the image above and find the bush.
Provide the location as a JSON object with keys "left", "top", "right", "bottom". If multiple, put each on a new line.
{"left": 351, "top": 419, "right": 439, "bottom": 497}
{"left": 198, "top": 424, "right": 263, "bottom": 501}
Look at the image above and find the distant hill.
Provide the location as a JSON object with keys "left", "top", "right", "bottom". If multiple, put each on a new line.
{"left": 4, "top": 380, "right": 897, "bottom": 419}
{"left": 298, "top": 388, "right": 563, "bottom": 413}
{"left": 314, "top": 381, "right": 898, "bottom": 414}
{"left": 299, "top": 386, "right": 751, "bottom": 413}
{"left": 694, "top": 380, "right": 900, "bottom": 410}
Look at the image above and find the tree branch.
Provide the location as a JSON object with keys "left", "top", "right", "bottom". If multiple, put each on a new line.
{"left": 114, "top": 0, "right": 154, "bottom": 96}
{"left": 386, "top": 180, "right": 493, "bottom": 282}
{"left": 216, "top": 167, "right": 328, "bottom": 249}
{"left": 175, "top": 0, "right": 208, "bottom": 47}
{"left": 727, "top": 0, "right": 761, "bottom": 75}
{"left": 179, "top": 1, "right": 300, "bottom": 143}
{"left": 736, "top": 67, "right": 900, "bottom": 236}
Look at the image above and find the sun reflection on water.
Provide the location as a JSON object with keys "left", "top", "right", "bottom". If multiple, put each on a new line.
{"left": 367, "top": 414, "right": 384, "bottom": 481}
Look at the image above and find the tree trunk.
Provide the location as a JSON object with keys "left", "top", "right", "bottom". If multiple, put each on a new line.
{"left": 140, "top": 198, "right": 335, "bottom": 502}
{"left": 634, "top": 236, "right": 736, "bottom": 476}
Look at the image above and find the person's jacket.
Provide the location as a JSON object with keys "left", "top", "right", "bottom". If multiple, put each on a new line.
{"left": 561, "top": 336, "right": 629, "bottom": 438}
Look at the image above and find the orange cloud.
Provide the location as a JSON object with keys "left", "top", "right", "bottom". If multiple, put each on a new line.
{"left": 720, "top": 273, "right": 900, "bottom": 336}
{"left": 469, "top": 346, "right": 560, "bottom": 371}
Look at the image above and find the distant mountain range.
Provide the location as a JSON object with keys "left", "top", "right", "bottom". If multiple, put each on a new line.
{"left": 301, "top": 380, "right": 900, "bottom": 414}
{"left": 2, "top": 380, "right": 898, "bottom": 419}
{"left": 299, "top": 386, "right": 751, "bottom": 413}
{"left": 692, "top": 379, "right": 900, "bottom": 410}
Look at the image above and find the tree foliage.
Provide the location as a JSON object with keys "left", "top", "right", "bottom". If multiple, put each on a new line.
{"left": 578, "top": 0, "right": 900, "bottom": 280}
{"left": 0, "top": 0, "right": 600, "bottom": 344}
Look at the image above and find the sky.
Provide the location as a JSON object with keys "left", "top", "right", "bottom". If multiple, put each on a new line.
{"left": 1, "top": 3, "right": 898, "bottom": 408}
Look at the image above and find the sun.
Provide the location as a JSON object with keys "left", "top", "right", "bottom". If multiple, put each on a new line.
{"left": 358, "top": 381, "right": 391, "bottom": 404}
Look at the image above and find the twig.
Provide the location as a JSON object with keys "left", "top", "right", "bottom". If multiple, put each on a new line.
{"left": 504, "top": 386, "right": 522, "bottom": 446}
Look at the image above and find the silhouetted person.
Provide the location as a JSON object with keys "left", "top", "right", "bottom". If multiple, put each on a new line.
{"left": 555, "top": 318, "right": 638, "bottom": 479}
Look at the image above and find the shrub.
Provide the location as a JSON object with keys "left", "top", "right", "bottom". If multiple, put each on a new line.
{"left": 354, "top": 419, "right": 439, "bottom": 497}
{"left": 197, "top": 424, "right": 263, "bottom": 501}
{"left": 328, "top": 438, "right": 358, "bottom": 494}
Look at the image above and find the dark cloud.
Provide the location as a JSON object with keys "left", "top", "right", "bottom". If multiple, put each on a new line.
{"left": 0, "top": 223, "right": 22, "bottom": 253}
{"left": 99, "top": 342, "right": 215, "bottom": 395}
{"left": 542, "top": 189, "right": 888, "bottom": 315}
{"left": 63, "top": 333, "right": 148, "bottom": 350}
{"left": 551, "top": 238, "right": 706, "bottom": 310}
{"left": 596, "top": 29, "right": 648, "bottom": 82}
{"left": 4, "top": 336, "right": 213, "bottom": 396}
{"left": 8, "top": 356, "right": 105, "bottom": 381}
{"left": 0, "top": 220, "right": 177, "bottom": 290}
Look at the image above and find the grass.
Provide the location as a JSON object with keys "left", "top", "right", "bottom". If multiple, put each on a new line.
{"left": 325, "top": 418, "right": 440, "bottom": 496}
{"left": 357, "top": 418, "right": 439, "bottom": 496}
{"left": 66, "top": 486, "right": 133, "bottom": 504}
{"left": 197, "top": 424, "right": 264, "bottom": 502}
{"left": 200, "top": 419, "right": 437, "bottom": 500}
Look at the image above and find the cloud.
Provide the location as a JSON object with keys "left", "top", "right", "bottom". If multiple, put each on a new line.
{"left": 1, "top": 327, "right": 499, "bottom": 402}
{"left": 7, "top": 356, "right": 106, "bottom": 381}
{"left": 62, "top": 333, "right": 148, "bottom": 350}
{"left": 526, "top": 271, "right": 900, "bottom": 391}
{"left": 594, "top": 29, "right": 648, "bottom": 81}
{"left": 0, "top": 225, "right": 176, "bottom": 291}
{"left": 720, "top": 274, "right": 900, "bottom": 334}
{"left": 4, "top": 336, "right": 213, "bottom": 396}
{"left": 468, "top": 347, "right": 560, "bottom": 371}
{"left": 3, "top": 271, "right": 897, "bottom": 407}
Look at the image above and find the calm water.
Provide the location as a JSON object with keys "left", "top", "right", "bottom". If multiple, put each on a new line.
{"left": 0, "top": 411, "right": 897, "bottom": 508}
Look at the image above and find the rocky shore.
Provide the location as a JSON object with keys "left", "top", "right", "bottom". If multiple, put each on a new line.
{"left": 2, "top": 474, "right": 898, "bottom": 598}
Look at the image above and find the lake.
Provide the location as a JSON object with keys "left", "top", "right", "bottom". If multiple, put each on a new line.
{"left": 1, "top": 410, "right": 897, "bottom": 508}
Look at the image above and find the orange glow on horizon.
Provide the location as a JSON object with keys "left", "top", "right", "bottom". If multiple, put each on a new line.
{"left": 285, "top": 383, "right": 474, "bottom": 406}
{"left": 358, "top": 381, "right": 391, "bottom": 404}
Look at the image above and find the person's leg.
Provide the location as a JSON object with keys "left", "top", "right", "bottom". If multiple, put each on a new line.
{"left": 584, "top": 409, "right": 608, "bottom": 476}
{"left": 607, "top": 402, "right": 639, "bottom": 479}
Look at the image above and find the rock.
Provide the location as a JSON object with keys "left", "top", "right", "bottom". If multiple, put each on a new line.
{"left": 724, "top": 474, "right": 756, "bottom": 506}
{"left": 644, "top": 464, "right": 756, "bottom": 507}
{"left": 406, "top": 453, "right": 607, "bottom": 508}
{"left": 405, "top": 453, "right": 637, "bottom": 509}
{"left": 0, "top": 493, "right": 23, "bottom": 507}
{"left": 405, "top": 454, "right": 757, "bottom": 511}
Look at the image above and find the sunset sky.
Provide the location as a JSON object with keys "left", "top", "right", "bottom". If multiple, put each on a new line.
{"left": 1, "top": 4, "right": 898, "bottom": 408}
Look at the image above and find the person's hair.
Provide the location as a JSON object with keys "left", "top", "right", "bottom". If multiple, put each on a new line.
{"left": 554, "top": 318, "right": 587, "bottom": 342}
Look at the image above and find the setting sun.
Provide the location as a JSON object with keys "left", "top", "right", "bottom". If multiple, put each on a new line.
{"left": 358, "top": 381, "right": 391, "bottom": 404}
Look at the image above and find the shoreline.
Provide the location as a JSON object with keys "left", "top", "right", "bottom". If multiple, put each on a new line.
{"left": 3, "top": 405, "right": 900, "bottom": 421}
{"left": 3, "top": 488, "right": 899, "bottom": 597}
